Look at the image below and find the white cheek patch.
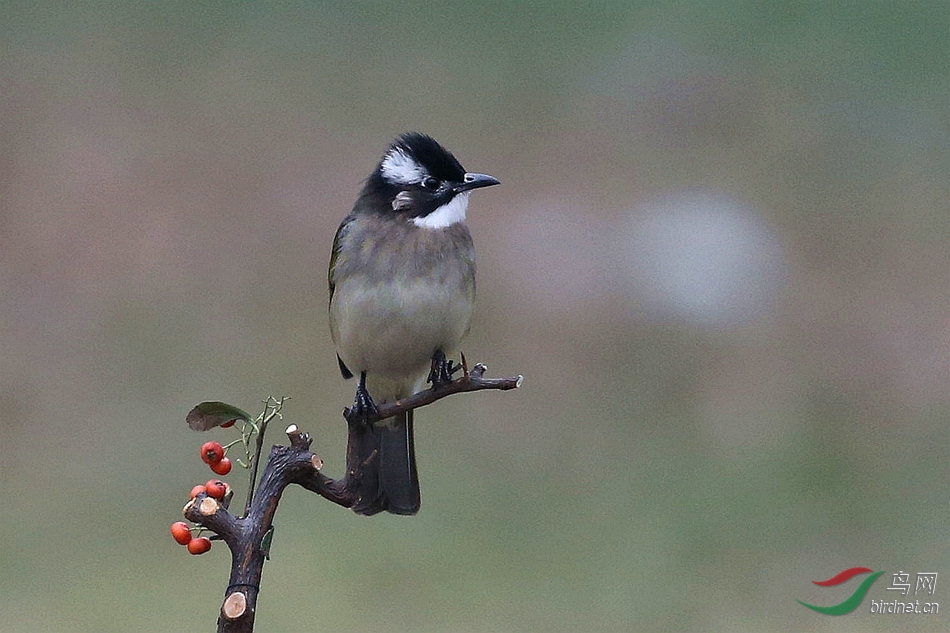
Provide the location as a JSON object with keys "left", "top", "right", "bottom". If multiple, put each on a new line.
{"left": 380, "top": 147, "right": 426, "bottom": 185}
{"left": 412, "top": 192, "right": 470, "bottom": 229}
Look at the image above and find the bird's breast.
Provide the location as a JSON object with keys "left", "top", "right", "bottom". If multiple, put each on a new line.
{"left": 329, "top": 218, "right": 476, "bottom": 393}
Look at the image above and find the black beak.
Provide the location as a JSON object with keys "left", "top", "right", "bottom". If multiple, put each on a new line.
{"left": 454, "top": 172, "right": 500, "bottom": 193}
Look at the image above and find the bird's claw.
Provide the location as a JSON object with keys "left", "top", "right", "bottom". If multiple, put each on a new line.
{"left": 346, "top": 373, "right": 378, "bottom": 427}
{"left": 428, "top": 349, "right": 461, "bottom": 389}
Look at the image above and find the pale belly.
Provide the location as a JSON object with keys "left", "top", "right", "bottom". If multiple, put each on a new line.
{"left": 330, "top": 277, "right": 473, "bottom": 395}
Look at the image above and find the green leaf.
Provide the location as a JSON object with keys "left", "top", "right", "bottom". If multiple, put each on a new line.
{"left": 261, "top": 526, "right": 275, "bottom": 560}
{"left": 185, "top": 401, "right": 252, "bottom": 432}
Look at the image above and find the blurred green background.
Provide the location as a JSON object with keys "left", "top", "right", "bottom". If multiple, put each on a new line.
{"left": 2, "top": 1, "right": 949, "bottom": 631}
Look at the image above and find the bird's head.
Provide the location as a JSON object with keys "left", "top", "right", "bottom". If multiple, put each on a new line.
{"left": 364, "top": 133, "right": 500, "bottom": 229}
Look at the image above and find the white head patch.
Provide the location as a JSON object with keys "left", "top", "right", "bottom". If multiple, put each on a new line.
{"left": 412, "top": 192, "right": 470, "bottom": 229}
{"left": 380, "top": 147, "right": 427, "bottom": 185}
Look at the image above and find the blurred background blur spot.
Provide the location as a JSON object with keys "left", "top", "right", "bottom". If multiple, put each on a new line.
{"left": 617, "top": 189, "right": 785, "bottom": 327}
{"left": 2, "top": 2, "right": 948, "bottom": 632}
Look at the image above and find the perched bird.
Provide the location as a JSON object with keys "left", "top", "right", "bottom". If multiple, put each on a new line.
{"left": 328, "top": 133, "right": 500, "bottom": 515}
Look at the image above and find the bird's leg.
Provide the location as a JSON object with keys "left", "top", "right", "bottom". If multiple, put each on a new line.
{"left": 346, "top": 371, "right": 379, "bottom": 427}
{"left": 428, "top": 349, "right": 462, "bottom": 389}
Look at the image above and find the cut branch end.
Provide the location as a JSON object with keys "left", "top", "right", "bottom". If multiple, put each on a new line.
{"left": 198, "top": 497, "right": 219, "bottom": 516}
{"left": 222, "top": 591, "right": 248, "bottom": 620}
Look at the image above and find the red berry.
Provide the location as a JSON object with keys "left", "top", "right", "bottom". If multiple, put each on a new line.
{"left": 201, "top": 441, "right": 225, "bottom": 465}
{"left": 171, "top": 522, "right": 193, "bottom": 545}
{"left": 220, "top": 419, "right": 236, "bottom": 428}
{"left": 205, "top": 479, "right": 227, "bottom": 499}
{"left": 210, "top": 456, "right": 233, "bottom": 476}
{"left": 187, "top": 536, "right": 212, "bottom": 555}
{"left": 190, "top": 484, "right": 206, "bottom": 499}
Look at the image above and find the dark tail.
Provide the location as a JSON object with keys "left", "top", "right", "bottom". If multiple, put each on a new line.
{"left": 351, "top": 410, "right": 420, "bottom": 516}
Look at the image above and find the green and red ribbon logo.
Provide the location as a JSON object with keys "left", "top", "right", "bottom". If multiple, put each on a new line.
{"left": 798, "top": 567, "right": 885, "bottom": 615}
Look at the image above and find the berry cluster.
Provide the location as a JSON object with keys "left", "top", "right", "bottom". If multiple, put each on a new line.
{"left": 170, "top": 521, "right": 212, "bottom": 555}
{"left": 171, "top": 436, "right": 241, "bottom": 555}
{"left": 201, "top": 440, "right": 233, "bottom": 475}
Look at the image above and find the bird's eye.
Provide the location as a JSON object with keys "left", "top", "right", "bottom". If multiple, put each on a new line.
{"left": 421, "top": 177, "right": 440, "bottom": 190}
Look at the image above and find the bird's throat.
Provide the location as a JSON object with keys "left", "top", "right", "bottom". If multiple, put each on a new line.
{"left": 412, "top": 192, "right": 470, "bottom": 229}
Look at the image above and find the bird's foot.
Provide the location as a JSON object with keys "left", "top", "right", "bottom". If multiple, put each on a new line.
{"left": 428, "top": 349, "right": 462, "bottom": 389}
{"left": 345, "top": 372, "right": 379, "bottom": 427}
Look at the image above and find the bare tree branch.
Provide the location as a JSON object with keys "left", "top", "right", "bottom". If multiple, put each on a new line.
{"left": 180, "top": 361, "right": 522, "bottom": 633}
{"left": 344, "top": 362, "right": 523, "bottom": 425}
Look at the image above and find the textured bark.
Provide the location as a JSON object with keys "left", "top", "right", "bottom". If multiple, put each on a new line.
{"left": 181, "top": 363, "right": 523, "bottom": 632}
